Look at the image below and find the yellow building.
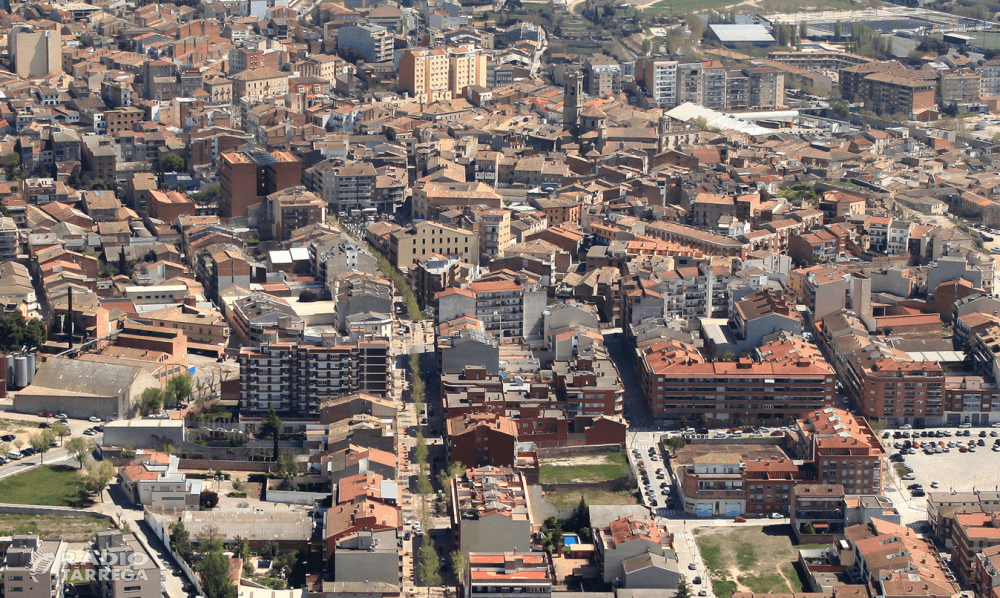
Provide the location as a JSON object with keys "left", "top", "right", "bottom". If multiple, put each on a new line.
{"left": 389, "top": 221, "right": 478, "bottom": 268}
{"left": 448, "top": 44, "right": 487, "bottom": 99}
{"left": 475, "top": 208, "right": 512, "bottom": 258}
{"left": 400, "top": 44, "right": 486, "bottom": 103}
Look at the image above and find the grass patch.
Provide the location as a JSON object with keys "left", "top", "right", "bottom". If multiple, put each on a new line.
{"left": 736, "top": 542, "right": 758, "bottom": 569}
{"left": 0, "top": 513, "right": 109, "bottom": 541}
{"left": 713, "top": 578, "right": 738, "bottom": 598}
{"left": 894, "top": 463, "right": 912, "bottom": 478}
{"left": 700, "top": 543, "right": 723, "bottom": 571}
{"left": 540, "top": 452, "right": 628, "bottom": 484}
{"left": 545, "top": 488, "right": 638, "bottom": 509}
{"left": 783, "top": 564, "right": 805, "bottom": 592}
{"left": 740, "top": 572, "right": 791, "bottom": 594}
{"left": 0, "top": 418, "right": 40, "bottom": 431}
{"left": 0, "top": 465, "right": 92, "bottom": 507}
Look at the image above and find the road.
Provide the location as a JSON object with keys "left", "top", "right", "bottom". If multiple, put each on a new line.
{"left": 604, "top": 331, "right": 655, "bottom": 429}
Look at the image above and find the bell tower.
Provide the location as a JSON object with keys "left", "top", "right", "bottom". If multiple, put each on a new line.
{"left": 564, "top": 68, "right": 583, "bottom": 134}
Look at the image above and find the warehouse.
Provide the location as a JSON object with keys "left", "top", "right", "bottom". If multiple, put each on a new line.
{"left": 709, "top": 24, "right": 776, "bottom": 47}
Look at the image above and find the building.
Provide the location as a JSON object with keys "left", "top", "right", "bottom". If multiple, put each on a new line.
{"left": 953, "top": 512, "right": 1000, "bottom": 587}
{"left": 219, "top": 148, "right": 301, "bottom": 219}
{"left": 583, "top": 54, "right": 622, "bottom": 96}
{"left": 451, "top": 467, "right": 533, "bottom": 556}
{"left": 400, "top": 48, "right": 450, "bottom": 103}
{"left": 1, "top": 535, "right": 67, "bottom": 598}
{"left": 229, "top": 47, "right": 283, "bottom": 75}
{"left": 90, "top": 531, "right": 161, "bottom": 598}
{"left": 638, "top": 58, "right": 677, "bottom": 107}
{"left": 476, "top": 209, "right": 512, "bottom": 258}
{"left": 338, "top": 25, "right": 393, "bottom": 63}
{"left": 449, "top": 44, "right": 488, "bottom": 99}
{"left": 230, "top": 67, "right": 289, "bottom": 99}
{"left": 745, "top": 66, "right": 785, "bottom": 109}
{"left": 15, "top": 357, "right": 158, "bottom": 420}
{"left": 411, "top": 181, "right": 502, "bottom": 221}
{"left": 9, "top": 29, "right": 61, "bottom": 77}
{"left": 926, "top": 491, "right": 1000, "bottom": 550}
{"left": 238, "top": 339, "right": 391, "bottom": 419}
{"left": 305, "top": 160, "right": 378, "bottom": 214}
{"left": 466, "top": 553, "right": 553, "bottom": 598}
{"left": 436, "top": 275, "right": 547, "bottom": 340}
{"left": 791, "top": 484, "right": 846, "bottom": 540}
{"left": 0, "top": 217, "right": 19, "bottom": 259}
{"left": 446, "top": 412, "right": 518, "bottom": 468}
{"left": 594, "top": 515, "right": 675, "bottom": 585}
{"left": 265, "top": 186, "right": 327, "bottom": 242}
{"left": 709, "top": 24, "right": 776, "bottom": 47}
{"left": 388, "top": 221, "right": 478, "bottom": 268}
{"left": 325, "top": 499, "right": 401, "bottom": 585}
{"left": 796, "top": 408, "right": 885, "bottom": 495}
{"left": 118, "top": 452, "right": 200, "bottom": 509}
{"left": 637, "top": 336, "right": 835, "bottom": 426}
{"left": 843, "top": 518, "right": 958, "bottom": 598}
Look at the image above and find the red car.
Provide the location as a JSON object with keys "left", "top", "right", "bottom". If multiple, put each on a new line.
{"left": 734, "top": 516, "right": 747, "bottom": 523}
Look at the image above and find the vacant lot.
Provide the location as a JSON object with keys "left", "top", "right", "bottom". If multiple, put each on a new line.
{"left": 0, "top": 513, "right": 110, "bottom": 541}
{"left": 0, "top": 465, "right": 91, "bottom": 507}
{"left": 546, "top": 487, "right": 639, "bottom": 510}
{"left": 540, "top": 452, "right": 629, "bottom": 484}
{"left": 695, "top": 525, "right": 808, "bottom": 598}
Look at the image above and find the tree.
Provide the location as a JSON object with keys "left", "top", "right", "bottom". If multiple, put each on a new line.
{"left": 835, "top": 20, "right": 842, "bottom": 38}
{"left": 0, "top": 311, "right": 47, "bottom": 352}
{"left": 66, "top": 437, "right": 91, "bottom": 469}
{"left": 1, "top": 151, "right": 20, "bottom": 171}
{"left": 199, "top": 549, "right": 238, "bottom": 598}
{"left": 169, "top": 521, "right": 193, "bottom": 561}
{"left": 166, "top": 374, "right": 192, "bottom": 408}
{"left": 417, "top": 540, "right": 441, "bottom": 592}
{"left": 273, "top": 453, "right": 298, "bottom": 479}
{"left": 140, "top": 388, "right": 165, "bottom": 415}
{"left": 30, "top": 430, "right": 55, "bottom": 464}
{"left": 667, "top": 436, "right": 687, "bottom": 454}
{"left": 803, "top": 522, "right": 817, "bottom": 535}
{"left": 234, "top": 537, "right": 251, "bottom": 561}
{"left": 53, "top": 422, "right": 71, "bottom": 446}
{"left": 82, "top": 459, "right": 116, "bottom": 502}
{"left": 200, "top": 490, "right": 220, "bottom": 510}
{"left": 686, "top": 12, "right": 703, "bottom": 39}
{"left": 799, "top": 21, "right": 808, "bottom": 39}
{"left": 161, "top": 153, "right": 185, "bottom": 172}
{"left": 450, "top": 550, "right": 468, "bottom": 585}
{"left": 676, "top": 577, "right": 692, "bottom": 598}
{"left": 259, "top": 408, "right": 282, "bottom": 462}
{"left": 118, "top": 248, "right": 128, "bottom": 277}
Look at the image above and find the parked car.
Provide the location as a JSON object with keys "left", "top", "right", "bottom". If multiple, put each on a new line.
{"left": 693, "top": 577, "right": 702, "bottom": 585}
{"left": 688, "top": 563, "right": 698, "bottom": 570}
{"left": 912, "top": 489, "right": 926, "bottom": 497}
{"left": 902, "top": 473, "right": 916, "bottom": 480}
{"left": 900, "top": 424, "right": 913, "bottom": 430}
{"left": 88, "top": 416, "right": 102, "bottom": 423}
{"left": 0, "top": 434, "right": 13, "bottom": 442}
{"left": 38, "top": 422, "right": 51, "bottom": 429}
{"left": 734, "top": 516, "right": 747, "bottom": 523}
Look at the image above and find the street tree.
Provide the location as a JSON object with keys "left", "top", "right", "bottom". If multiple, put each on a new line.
{"left": 66, "top": 437, "right": 91, "bottom": 468}
{"left": 53, "top": 422, "right": 71, "bottom": 446}
{"left": 259, "top": 408, "right": 282, "bottom": 461}
{"left": 30, "top": 430, "right": 55, "bottom": 464}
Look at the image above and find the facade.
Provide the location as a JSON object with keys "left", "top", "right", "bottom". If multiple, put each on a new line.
{"left": 230, "top": 67, "right": 289, "bottom": 99}
{"left": 1, "top": 535, "right": 67, "bottom": 598}
{"left": 594, "top": 515, "right": 674, "bottom": 584}
{"left": 90, "top": 532, "right": 161, "bottom": 598}
{"left": 10, "top": 29, "right": 61, "bottom": 77}
{"left": 338, "top": 25, "right": 393, "bottom": 63}
{"left": 238, "top": 340, "right": 391, "bottom": 418}
{"left": 305, "top": 160, "right": 379, "bottom": 214}
{"left": 389, "top": 221, "right": 478, "bottom": 268}
{"left": 796, "top": 408, "right": 885, "bottom": 495}
{"left": 637, "top": 337, "right": 835, "bottom": 426}
{"left": 118, "top": 452, "right": 200, "bottom": 509}
{"left": 219, "top": 148, "right": 301, "bottom": 219}
{"left": 436, "top": 276, "right": 547, "bottom": 340}
{"left": 446, "top": 412, "right": 518, "bottom": 468}
{"left": 265, "top": 186, "right": 327, "bottom": 241}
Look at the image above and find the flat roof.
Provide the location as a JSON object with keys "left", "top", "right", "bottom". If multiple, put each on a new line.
{"left": 710, "top": 24, "right": 776, "bottom": 43}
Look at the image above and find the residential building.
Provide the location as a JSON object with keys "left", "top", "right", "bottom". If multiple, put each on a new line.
{"left": 796, "top": 408, "right": 885, "bottom": 495}
{"left": 264, "top": 186, "right": 327, "bottom": 242}
{"left": 219, "top": 148, "right": 301, "bottom": 219}
{"left": 436, "top": 274, "right": 547, "bottom": 340}
{"left": 0, "top": 217, "right": 19, "bottom": 259}
{"left": 583, "top": 54, "right": 622, "bottom": 96}
{"left": 953, "top": 512, "right": 1000, "bottom": 586}
{"left": 118, "top": 451, "right": 200, "bottom": 509}
{"left": 466, "top": 553, "right": 553, "bottom": 598}
{"left": 305, "top": 160, "right": 379, "bottom": 214}
{"left": 790, "top": 484, "right": 846, "bottom": 541}
{"left": 238, "top": 339, "right": 391, "bottom": 419}
{"left": 446, "top": 412, "right": 518, "bottom": 468}
{"left": 451, "top": 467, "right": 533, "bottom": 556}
{"left": 400, "top": 47, "right": 450, "bottom": 103}
{"left": 9, "top": 29, "right": 61, "bottom": 77}
{"left": 338, "top": 25, "right": 393, "bottom": 63}
{"left": 593, "top": 515, "right": 675, "bottom": 584}
{"left": 90, "top": 532, "right": 161, "bottom": 598}
{"left": 637, "top": 336, "right": 835, "bottom": 426}
{"left": 639, "top": 58, "right": 677, "bottom": 107}
{"left": 230, "top": 67, "right": 289, "bottom": 99}
{"left": 745, "top": 66, "right": 785, "bottom": 109}
{"left": 388, "top": 221, "right": 478, "bottom": 268}
{"left": 1, "top": 535, "right": 67, "bottom": 598}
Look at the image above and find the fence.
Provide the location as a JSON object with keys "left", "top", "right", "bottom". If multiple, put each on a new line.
{"left": 0, "top": 503, "right": 117, "bottom": 524}
{"left": 143, "top": 509, "right": 204, "bottom": 597}
{"left": 177, "top": 458, "right": 306, "bottom": 473}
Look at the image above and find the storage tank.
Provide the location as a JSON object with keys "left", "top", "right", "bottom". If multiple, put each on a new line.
{"left": 14, "top": 355, "right": 28, "bottom": 388}
{"left": 25, "top": 353, "right": 35, "bottom": 385}
{"left": 5, "top": 354, "right": 12, "bottom": 388}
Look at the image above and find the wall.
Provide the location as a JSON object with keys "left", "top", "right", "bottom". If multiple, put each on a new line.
{"left": 177, "top": 458, "right": 307, "bottom": 473}
{"left": 265, "top": 490, "right": 328, "bottom": 505}
{"left": 143, "top": 510, "right": 205, "bottom": 597}
{"left": 535, "top": 443, "right": 625, "bottom": 459}
{"left": 0, "top": 503, "right": 117, "bottom": 523}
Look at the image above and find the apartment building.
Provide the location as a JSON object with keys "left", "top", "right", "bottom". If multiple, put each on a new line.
{"left": 466, "top": 553, "right": 553, "bottom": 598}
{"left": 228, "top": 293, "right": 303, "bottom": 346}
{"left": 129, "top": 304, "right": 230, "bottom": 350}
{"left": 745, "top": 66, "right": 785, "bottom": 109}
{"left": 389, "top": 220, "right": 478, "bottom": 268}
{"left": 400, "top": 47, "right": 450, "bottom": 103}
{"left": 446, "top": 411, "right": 518, "bottom": 468}
{"left": 118, "top": 452, "right": 200, "bottom": 509}
{"left": 676, "top": 58, "right": 703, "bottom": 105}
{"left": 840, "top": 61, "right": 913, "bottom": 102}
{"left": 927, "top": 491, "right": 1000, "bottom": 549}
{"left": 238, "top": 339, "right": 391, "bottom": 418}
{"left": 638, "top": 263, "right": 732, "bottom": 322}
{"left": 550, "top": 352, "right": 625, "bottom": 418}
{"left": 1, "top": 535, "right": 67, "bottom": 598}
{"left": 865, "top": 72, "right": 937, "bottom": 116}
{"left": 645, "top": 221, "right": 748, "bottom": 258}
{"left": 973, "top": 544, "right": 1000, "bottom": 598}
{"left": 451, "top": 467, "right": 533, "bottom": 556}
{"left": 843, "top": 519, "right": 958, "bottom": 598}
{"left": 338, "top": 24, "right": 393, "bottom": 63}
{"left": 637, "top": 336, "right": 835, "bottom": 426}
{"left": 940, "top": 69, "right": 981, "bottom": 105}
{"left": 9, "top": 29, "right": 61, "bottom": 77}
{"left": 306, "top": 160, "right": 378, "bottom": 214}
{"left": 790, "top": 484, "right": 846, "bottom": 540}
{"left": 412, "top": 181, "right": 502, "bottom": 221}
{"left": 228, "top": 47, "right": 282, "bottom": 75}
{"left": 230, "top": 67, "right": 289, "bottom": 99}
{"left": 640, "top": 58, "right": 677, "bottom": 107}
{"left": 953, "top": 512, "right": 1000, "bottom": 586}
{"left": 91, "top": 532, "right": 161, "bottom": 598}
{"left": 219, "top": 148, "right": 301, "bottom": 219}
{"left": 0, "top": 217, "right": 18, "bottom": 259}
{"left": 449, "top": 44, "right": 487, "bottom": 98}
{"left": 437, "top": 275, "right": 547, "bottom": 340}
{"left": 726, "top": 69, "right": 750, "bottom": 110}
{"left": 264, "top": 186, "right": 327, "bottom": 242}
{"left": 702, "top": 61, "right": 727, "bottom": 110}
{"left": 475, "top": 208, "right": 512, "bottom": 258}
{"left": 583, "top": 54, "right": 622, "bottom": 96}
{"left": 797, "top": 408, "right": 885, "bottom": 495}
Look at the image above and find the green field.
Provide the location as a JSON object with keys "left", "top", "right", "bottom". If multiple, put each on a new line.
{"left": 696, "top": 526, "right": 809, "bottom": 598}
{"left": 540, "top": 452, "right": 629, "bottom": 484}
{"left": 0, "top": 513, "right": 110, "bottom": 541}
{"left": 546, "top": 488, "right": 639, "bottom": 509}
{"left": 0, "top": 465, "right": 92, "bottom": 507}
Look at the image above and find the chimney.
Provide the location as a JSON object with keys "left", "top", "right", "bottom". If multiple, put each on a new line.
{"left": 67, "top": 287, "right": 73, "bottom": 351}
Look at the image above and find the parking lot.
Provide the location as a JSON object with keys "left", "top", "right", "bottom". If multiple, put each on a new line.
{"left": 882, "top": 426, "right": 1000, "bottom": 507}
{"left": 627, "top": 439, "right": 678, "bottom": 516}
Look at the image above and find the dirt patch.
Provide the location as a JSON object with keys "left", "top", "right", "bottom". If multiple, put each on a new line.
{"left": 542, "top": 454, "right": 620, "bottom": 467}
{"left": 696, "top": 525, "right": 806, "bottom": 598}
{"left": 0, "top": 514, "right": 112, "bottom": 542}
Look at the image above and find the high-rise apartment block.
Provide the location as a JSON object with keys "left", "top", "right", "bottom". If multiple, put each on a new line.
{"left": 399, "top": 45, "right": 486, "bottom": 103}
{"left": 9, "top": 29, "right": 61, "bottom": 78}
{"left": 635, "top": 58, "right": 785, "bottom": 110}
{"left": 219, "top": 148, "right": 301, "bottom": 219}
{"left": 337, "top": 24, "right": 393, "bottom": 63}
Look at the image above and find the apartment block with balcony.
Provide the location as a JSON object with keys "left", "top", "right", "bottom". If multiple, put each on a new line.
{"left": 1, "top": 535, "right": 67, "bottom": 598}
{"left": 637, "top": 336, "right": 835, "bottom": 427}
{"left": 451, "top": 467, "right": 534, "bottom": 556}
{"left": 550, "top": 352, "right": 624, "bottom": 418}
{"left": 952, "top": 512, "right": 1000, "bottom": 587}
{"left": 238, "top": 339, "right": 390, "bottom": 419}
{"left": 90, "top": 531, "right": 161, "bottom": 598}
{"left": 797, "top": 408, "right": 885, "bottom": 495}
{"left": 437, "top": 275, "right": 547, "bottom": 340}
{"left": 593, "top": 515, "right": 675, "bottom": 585}
{"left": 791, "top": 484, "right": 846, "bottom": 541}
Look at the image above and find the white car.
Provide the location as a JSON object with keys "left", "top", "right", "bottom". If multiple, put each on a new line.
{"left": 88, "top": 416, "right": 102, "bottom": 422}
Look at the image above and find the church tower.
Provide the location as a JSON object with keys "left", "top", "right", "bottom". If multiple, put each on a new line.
{"left": 563, "top": 68, "right": 583, "bottom": 134}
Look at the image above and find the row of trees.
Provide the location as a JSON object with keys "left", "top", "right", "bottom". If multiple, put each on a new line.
{"left": 139, "top": 374, "right": 194, "bottom": 414}
{"left": 0, "top": 311, "right": 47, "bottom": 353}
